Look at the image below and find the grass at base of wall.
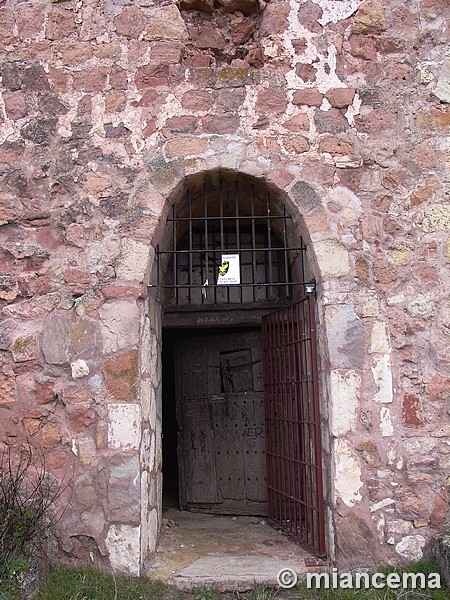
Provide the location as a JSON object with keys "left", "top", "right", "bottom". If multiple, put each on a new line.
{"left": 1, "top": 559, "right": 446, "bottom": 600}
{"left": 34, "top": 568, "right": 190, "bottom": 600}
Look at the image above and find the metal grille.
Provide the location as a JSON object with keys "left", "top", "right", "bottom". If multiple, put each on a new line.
{"left": 262, "top": 295, "right": 325, "bottom": 555}
{"left": 154, "top": 178, "right": 307, "bottom": 308}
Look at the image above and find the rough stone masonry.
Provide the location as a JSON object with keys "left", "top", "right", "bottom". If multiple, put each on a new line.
{"left": 0, "top": 0, "right": 449, "bottom": 575}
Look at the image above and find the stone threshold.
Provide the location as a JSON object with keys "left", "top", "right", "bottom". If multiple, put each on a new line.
{"left": 168, "top": 554, "right": 307, "bottom": 592}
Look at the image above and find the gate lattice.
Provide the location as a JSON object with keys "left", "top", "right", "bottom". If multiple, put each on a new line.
{"left": 262, "top": 295, "right": 325, "bottom": 555}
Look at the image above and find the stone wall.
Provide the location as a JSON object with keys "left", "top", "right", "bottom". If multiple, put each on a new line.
{"left": 0, "top": 0, "right": 448, "bottom": 574}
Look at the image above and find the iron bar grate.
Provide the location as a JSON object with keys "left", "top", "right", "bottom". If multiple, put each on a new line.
{"left": 153, "top": 178, "right": 309, "bottom": 308}
{"left": 262, "top": 295, "right": 325, "bottom": 555}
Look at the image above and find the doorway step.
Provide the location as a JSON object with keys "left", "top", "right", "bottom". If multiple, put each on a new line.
{"left": 146, "top": 505, "right": 324, "bottom": 592}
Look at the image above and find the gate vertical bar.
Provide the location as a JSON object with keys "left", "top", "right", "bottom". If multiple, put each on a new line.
{"left": 235, "top": 180, "right": 242, "bottom": 303}
{"left": 203, "top": 182, "right": 208, "bottom": 304}
{"left": 262, "top": 318, "right": 272, "bottom": 520}
{"left": 250, "top": 185, "right": 257, "bottom": 303}
{"left": 302, "top": 297, "right": 313, "bottom": 546}
{"left": 188, "top": 191, "right": 193, "bottom": 305}
{"left": 282, "top": 205, "right": 290, "bottom": 300}
{"left": 172, "top": 203, "right": 178, "bottom": 305}
{"left": 265, "top": 191, "right": 273, "bottom": 301}
{"left": 308, "top": 293, "right": 325, "bottom": 552}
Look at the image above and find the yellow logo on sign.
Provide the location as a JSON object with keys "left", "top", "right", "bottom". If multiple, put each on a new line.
{"left": 218, "top": 260, "right": 230, "bottom": 276}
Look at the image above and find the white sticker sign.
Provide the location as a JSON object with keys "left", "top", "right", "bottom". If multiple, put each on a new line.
{"left": 217, "top": 254, "right": 240, "bottom": 285}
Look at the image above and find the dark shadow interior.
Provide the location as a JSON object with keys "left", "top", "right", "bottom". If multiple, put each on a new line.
{"left": 162, "top": 325, "right": 261, "bottom": 510}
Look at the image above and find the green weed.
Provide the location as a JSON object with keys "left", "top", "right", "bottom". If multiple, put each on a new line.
{"left": 195, "top": 587, "right": 220, "bottom": 600}
{"left": 36, "top": 567, "right": 186, "bottom": 600}
{"left": 238, "top": 585, "right": 280, "bottom": 599}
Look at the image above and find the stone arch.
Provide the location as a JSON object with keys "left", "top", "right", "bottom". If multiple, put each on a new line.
{"left": 133, "top": 155, "right": 355, "bottom": 570}
{"left": 95, "top": 137, "right": 385, "bottom": 573}
{"left": 84, "top": 146, "right": 382, "bottom": 573}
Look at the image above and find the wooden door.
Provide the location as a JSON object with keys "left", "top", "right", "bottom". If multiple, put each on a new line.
{"left": 175, "top": 330, "right": 267, "bottom": 515}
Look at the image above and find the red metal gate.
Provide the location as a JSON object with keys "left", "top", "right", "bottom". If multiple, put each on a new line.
{"left": 262, "top": 295, "right": 325, "bottom": 555}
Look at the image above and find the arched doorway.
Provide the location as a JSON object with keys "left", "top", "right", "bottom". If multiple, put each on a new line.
{"left": 153, "top": 171, "right": 325, "bottom": 555}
